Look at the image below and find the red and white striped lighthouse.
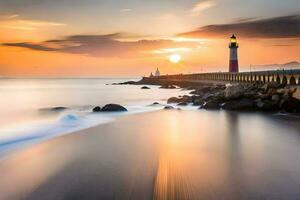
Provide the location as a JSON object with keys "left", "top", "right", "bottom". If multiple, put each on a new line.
{"left": 229, "top": 34, "right": 239, "bottom": 73}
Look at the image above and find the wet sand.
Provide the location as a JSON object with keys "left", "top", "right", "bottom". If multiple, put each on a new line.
{"left": 0, "top": 110, "right": 300, "bottom": 200}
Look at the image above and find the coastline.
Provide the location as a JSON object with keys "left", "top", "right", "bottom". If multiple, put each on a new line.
{"left": 121, "top": 78, "right": 300, "bottom": 113}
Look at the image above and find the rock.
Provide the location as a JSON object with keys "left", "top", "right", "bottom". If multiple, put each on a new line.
{"left": 189, "top": 86, "right": 216, "bottom": 96}
{"left": 244, "top": 91, "right": 257, "bottom": 99}
{"left": 276, "top": 88, "right": 290, "bottom": 95}
{"left": 167, "top": 97, "right": 181, "bottom": 104}
{"left": 92, "top": 106, "right": 101, "bottom": 112}
{"left": 262, "top": 82, "right": 281, "bottom": 91}
{"left": 141, "top": 86, "right": 150, "bottom": 89}
{"left": 182, "top": 95, "right": 191, "bottom": 100}
{"left": 190, "top": 90, "right": 203, "bottom": 95}
{"left": 115, "top": 81, "right": 136, "bottom": 85}
{"left": 277, "top": 88, "right": 297, "bottom": 100}
{"left": 225, "top": 84, "right": 245, "bottom": 100}
{"left": 177, "top": 102, "right": 188, "bottom": 106}
{"left": 257, "top": 92, "right": 270, "bottom": 100}
{"left": 152, "top": 102, "right": 160, "bottom": 105}
{"left": 100, "top": 104, "right": 127, "bottom": 112}
{"left": 281, "top": 98, "right": 300, "bottom": 113}
{"left": 211, "top": 92, "right": 226, "bottom": 103}
{"left": 256, "top": 100, "right": 279, "bottom": 111}
{"left": 271, "top": 94, "right": 280, "bottom": 101}
{"left": 40, "top": 107, "right": 68, "bottom": 112}
{"left": 202, "top": 101, "right": 220, "bottom": 110}
{"left": 292, "top": 88, "right": 300, "bottom": 100}
{"left": 50, "top": 107, "right": 67, "bottom": 111}
{"left": 192, "top": 98, "right": 205, "bottom": 106}
{"left": 164, "top": 105, "right": 175, "bottom": 110}
{"left": 223, "top": 99, "right": 256, "bottom": 111}
{"left": 200, "top": 86, "right": 213, "bottom": 92}
{"left": 266, "top": 88, "right": 278, "bottom": 97}
{"left": 202, "top": 93, "right": 214, "bottom": 101}
{"left": 160, "top": 85, "right": 176, "bottom": 89}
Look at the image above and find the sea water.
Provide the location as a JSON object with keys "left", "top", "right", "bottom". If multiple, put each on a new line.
{"left": 0, "top": 78, "right": 189, "bottom": 157}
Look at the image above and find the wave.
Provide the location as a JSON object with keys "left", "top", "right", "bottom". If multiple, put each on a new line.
{"left": 0, "top": 102, "right": 199, "bottom": 159}
{"left": 0, "top": 113, "right": 114, "bottom": 159}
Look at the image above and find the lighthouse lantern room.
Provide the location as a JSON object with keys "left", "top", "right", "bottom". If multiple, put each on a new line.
{"left": 229, "top": 34, "right": 239, "bottom": 73}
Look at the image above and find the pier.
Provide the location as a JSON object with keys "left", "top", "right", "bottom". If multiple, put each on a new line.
{"left": 146, "top": 69, "right": 300, "bottom": 85}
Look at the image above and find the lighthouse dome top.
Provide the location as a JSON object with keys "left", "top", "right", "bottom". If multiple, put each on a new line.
{"left": 229, "top": 34, "right": 238, "bottom": 48}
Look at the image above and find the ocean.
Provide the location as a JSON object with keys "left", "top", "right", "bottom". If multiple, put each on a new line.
{"left": 0, "top": 78, "right": 189, "bottom": 157}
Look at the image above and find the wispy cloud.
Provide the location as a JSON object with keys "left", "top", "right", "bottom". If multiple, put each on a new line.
{"left": 120, "top": 8, "right": 132, "bottom": 12}
{"left": 6, "top": 14, "right": 19, "bottom": 19}
{"left": 3, "top": 33, "right": 198, "bottom": 57}
{"left": 190, "top": 0, "right": 217, "bottom": 16}
{"left": 152, "top": 47, "right": 192, "bottom": 54}
{"left": 179, "top": 14, "right": 300, "bottom": 38}
{"left": 0, "top": 17, "right": 66, "bottom": 31}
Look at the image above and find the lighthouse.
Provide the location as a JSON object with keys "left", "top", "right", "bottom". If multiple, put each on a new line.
{"left": 229, "top": 34, "right": 239, "bottom": 73}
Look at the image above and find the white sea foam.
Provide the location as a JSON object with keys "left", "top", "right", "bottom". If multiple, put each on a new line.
{"left": 0, "top": 103, "right": 172, "bottom": 158}
{"left": 0, "top": 101, "right": 202, "bottom": 158}
{"left": 0, "top": 112, "right": 114, "bottom": 158}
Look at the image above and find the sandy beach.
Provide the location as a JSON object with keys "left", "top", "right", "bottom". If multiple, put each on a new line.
{"left": 0, "top": 109, "right": 300, "bottom": 200}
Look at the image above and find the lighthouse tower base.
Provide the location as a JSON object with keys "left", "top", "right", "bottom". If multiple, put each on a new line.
{"left": 229, "top": 60, "right": 239, "bottom": 73}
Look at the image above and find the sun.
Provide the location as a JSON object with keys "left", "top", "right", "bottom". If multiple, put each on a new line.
{"left": 169, "top": 54, "right": 181, "bottom": 63}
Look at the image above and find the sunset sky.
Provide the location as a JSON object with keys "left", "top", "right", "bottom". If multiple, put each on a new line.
{"left": 0, "top": 0, "right": 300, "bottom": 77}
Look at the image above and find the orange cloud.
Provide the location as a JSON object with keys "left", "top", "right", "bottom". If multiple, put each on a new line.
{"left": 3, "top": 33, "right": 199, "bottom": 58}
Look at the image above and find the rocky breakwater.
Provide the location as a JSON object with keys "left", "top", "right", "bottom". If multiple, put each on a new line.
{"left": 167, "top": 82, "right": 300, "bottom": 113}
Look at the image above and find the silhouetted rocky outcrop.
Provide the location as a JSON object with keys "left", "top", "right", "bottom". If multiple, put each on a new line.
{"left": 93, "top": 104, "right": 127, "bottom": 112}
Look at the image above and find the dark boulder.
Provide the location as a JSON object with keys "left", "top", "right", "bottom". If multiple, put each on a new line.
{"left": 40, "top": 107, "right": 68, "bottom": 112}
{"left": 292, "top": 88, "right": 300, "bottom": 100}
{"left": 100, "top": 104, "right": 127, "bottom": 112}
{"left": 225, "top": 84, "right": 245, "bottom": 100}
{"left": 177, "top": 102, "right": 188, "bottom": 106}
{"left": 202, "top": 93, "right": 214, "bottom": 101}
{"left": 262, "top": 82, "right": 281, "bottom": 92}
{"left": 117, "top": 81, "right": 137, "bottom": 85}
{"left": 271, "top": 94, "right": 280, "bottom": 101}
{"left": 152, "top": 102, "right": 160, "bottom": 105}
{"left": 167, "top": 97, "right": 181, "bottom": 104}
{"left": 223, "top": 99, "right": 256, "bottom": 111}
{"left": 164, "top": 105, "right": 175, "bottom": 110}
{"left": 52, "top": 107, "right": 67, "bottom": 111}
{"left": 141, "top": 86, "right": 150, "bottom": 89}
{"left": 180, "top": 95, "right": 192, "bottom": 103}
{"left": 190, "top": 86, "right": 212, "bottom": 95}
{"left": 160, "top": 85, "right": 176, "bottom": 89}
{"left": 202, "top": 101, "right": 220, "bottom": 110}
{"left": 192, "top": 98, "right": 205, "bottom": 106}
{"left": 281, "top": 98, "right": 300, "bottom": 113}
{"left": 92, "top": 106, "right": 101, "bottom": 112}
